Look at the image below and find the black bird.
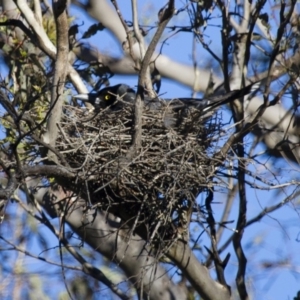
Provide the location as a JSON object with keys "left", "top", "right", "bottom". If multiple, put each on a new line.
{"left": 73, "top": 83, "right": 257, "bottom": 114}
{"left": 73, "top": 84, "right": 136, "bottom": 110}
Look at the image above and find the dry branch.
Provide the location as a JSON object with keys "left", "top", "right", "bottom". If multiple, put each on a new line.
{"left": 56, "top": 100, "right": 222, "bottom": 242}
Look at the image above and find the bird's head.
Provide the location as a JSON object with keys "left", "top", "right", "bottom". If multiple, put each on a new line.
{"left": 73, "top": 84, "right": 136, "bottom": 109}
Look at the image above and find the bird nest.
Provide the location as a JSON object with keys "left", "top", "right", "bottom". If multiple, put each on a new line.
{"left": 57, "top": 102, "right": 223, "bottom": 240}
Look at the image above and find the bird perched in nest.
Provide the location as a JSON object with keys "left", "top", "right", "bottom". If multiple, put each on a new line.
{"left": 73, "top": 83, "right": 258, "bottom": 127}
{"left": 73, "top": 83, "right": 257, "bottom": 112}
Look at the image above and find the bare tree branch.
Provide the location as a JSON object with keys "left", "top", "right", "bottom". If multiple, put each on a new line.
{"left": 26, "top": 179, "right": 188, "bottom": 300}
{"left": 44, "top": 0, "right": 69, "bottom": 152}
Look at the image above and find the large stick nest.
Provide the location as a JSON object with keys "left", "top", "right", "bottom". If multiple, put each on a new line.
{"left": 57, "top": 101, "right": 223, "bottom": 240}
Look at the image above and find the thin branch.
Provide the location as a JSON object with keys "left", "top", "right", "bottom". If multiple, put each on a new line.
{"left": 217, "top": 187, "right": 300, "bottom": 258}
{"left": 131, "top": 0, "right": 154, "bottom": 94}
{"left": 45, "top": 0, "right": 69, "bottom": 155}
{"left": 110, "top": 0, "right": 136, "bottom": 63}
{"left": 15, "top": 195, "right": 130, "bottom": 300}
{"left": 205, "top": 190, "right": 228, "bottom": 286}
{"left": 23, "top": 165, "right": 76, "bottom": 178}
{"left": 15, "top": 0, "right": 56, "bottom": 55}
{"left": 0, "top": 235, "right": 86, "bottom": 271}
{"left": 14, "top": 0, "right": 89, "bottom": 97}
{"left": 167, "top": 240, "right": 231, "bottom": 300}
{"left": 233, "top": 143, "right": 248, "bottom": 300}
{"left": 131, "top": 1, "right": 175, "bottom": 153}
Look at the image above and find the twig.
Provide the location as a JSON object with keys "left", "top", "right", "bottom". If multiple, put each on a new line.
{"left": 131, "top": 0, "right": 175, "bottom": 153}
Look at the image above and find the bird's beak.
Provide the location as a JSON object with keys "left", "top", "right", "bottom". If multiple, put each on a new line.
{"left": 73, "top": 93, "right": 101, "bottom": 108}
{"left": 73, "top": 93, "right": 97, "bottom": 102}
{"left": 73, "top": 93, "right": 89, "bottom": 101}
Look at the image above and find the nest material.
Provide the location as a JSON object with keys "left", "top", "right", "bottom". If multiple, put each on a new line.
{"left": 57, "top": 101, "right": 222, "bottom": 240}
